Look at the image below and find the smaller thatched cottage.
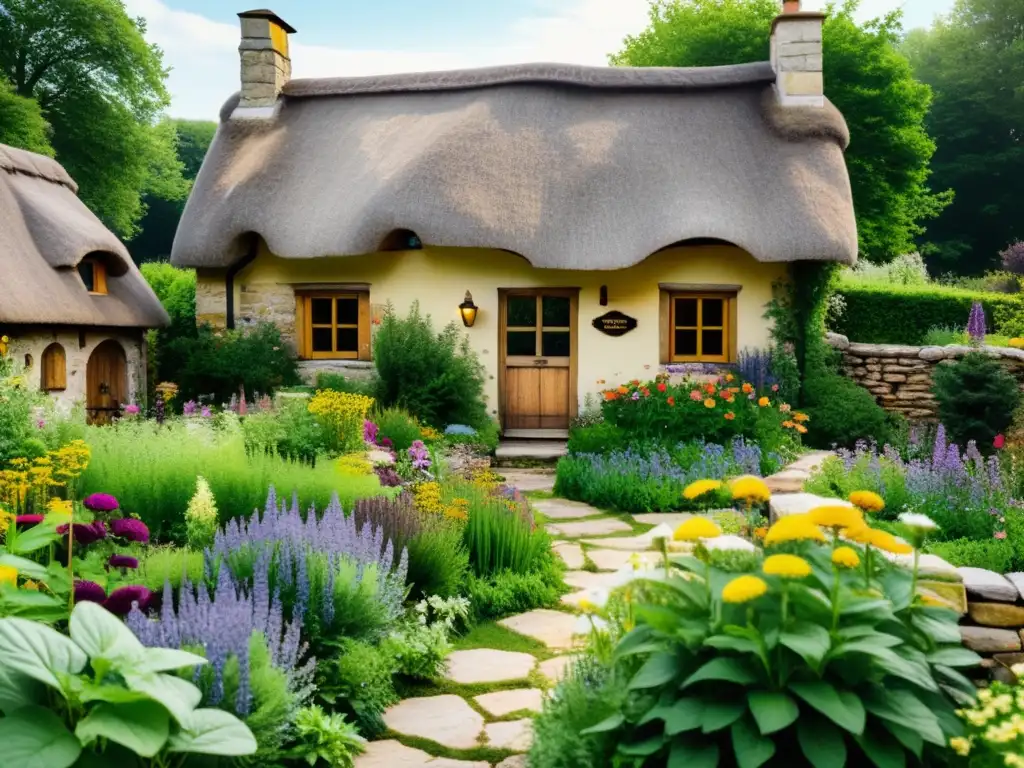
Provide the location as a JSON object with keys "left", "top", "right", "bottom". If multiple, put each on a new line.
{"left": 0, "top": 143, "right": 169, "bottom": 423}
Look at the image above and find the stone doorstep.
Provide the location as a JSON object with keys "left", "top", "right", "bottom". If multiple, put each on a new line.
{"left": 537, "top": 654, "right": 579, "bottom": 682}
{"left": 919, "top": 580, "right": 967, "bottom": 615}
{"left": 768, "top": 492, "right": 854, "bottom": 523}
{"left": 444, "top": 649, "right": 537, "bottom": 685}
{"left": 967, "top": 601, "right": 1024, "bottom": 628}
{"left": 563, "top": 570, "right": 620, "bottom": 590}
{"left": 585, "top": 548, "right": 637, "bottom": 571}
{"left": 484, "top": 719, "right": 534, "bottom": 752}
{"left": 531, "top": 499, "right": 600, "bottom": 520}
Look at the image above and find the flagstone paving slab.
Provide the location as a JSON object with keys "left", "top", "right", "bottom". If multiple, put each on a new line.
{"left": 538, "top": 654, "right": 579, "bottom": 682}
{"left": 499, "top": 609, "right": 579, "bottom": 649}
{"left": 551, "top": 542, "right": 585, "bottom": 569}
{"left": 547, "top": 518, "right": 632, "bottom": 538}
{"left": 495, "top": 757, "right": 528, "bottom": 768}
{"left": 484, "top": 719, "right": 534, "bottom": 751}
{"left": 561, "top": 590, "right": 590, "bottom": 608}
{"left": 632, "top": 512, "right": 695, "bottom": 528}
{"left": 532, "top": 498, "right": 601, "bottom": 520}
{"left": 586, "top": 548, "right": 636, "bottom": 571}
{"left": 500, "top": 470, "right": 556, "bottom": 493}
{"left": 383, "top": 696, "right": 485, "bottom": 750}
{"left": 563, "top": 570, "right": 619, "bottom": 590}
{"left": 444, "top": 649, "right": 537, "bottom": 685}
{"left": 580, "top": 535, "right": 652, "bottom": 551}
{"left": 355, "top": 740, "right": 488, "bottom": 767}
{"left": 473, "top": 688, "right": 544, "bottom": 717}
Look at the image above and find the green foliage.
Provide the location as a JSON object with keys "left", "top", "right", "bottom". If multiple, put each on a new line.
{"left": 0, "top": 351, "right": 43, "bottom": 465}
{"left": 567, "top": 422, "right": 630, "bottom": 455}
{"left": 373, "top": 302, "right": 488, "bottom": 429}
{"left": 466, "top": 562, "right": 564, "bottom": 622}
{"left": 137, "top": 547, "right": 204, "bottom": 592}
{"left": 80, "top": 419, "right": 383, "bottom": 543}
{"left": 0, "top": 601, "right": 257, "bottom": 764}
{"left": 932, "top": 352, "right": 1021, "bottom": 451}
{"left": 458, "top": 483, "right": 551, "bottom": 577}
{"left": 317, "top": 639, "right": 398, "bottom": 739}
{"left": 284, "top": 705, "right": 366, "bottom": 768}
{"left": 405, "top": 520, "right": 470, "bottom": 600}
{"left": 802, "top": 372, "right": 897, "bottom": 449}
{"left": 382, "top": 595, "right": 470, "bottom": 680}
{"left": 925, "top": 537, "right": 1016, "bottom": 573}
{"left": 0, "top": 79, "right": 52, "bottom": 155}
{"left": 184, "top": 476, "right": 218, "bottom": 550}
{"left": 613, "top": 0, "right": 948, "bottom": 262}
{"left": 904, "top": 0, "right": 1024, "bottom": 275}
{"left": 315, "top": 372, "right": 375, "bottom": 397}
{"left": 373, "top": 407, "right": 423, "bottom": 453}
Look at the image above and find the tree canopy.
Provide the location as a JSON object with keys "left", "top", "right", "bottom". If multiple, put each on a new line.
{"left": 0, "top": 0, "right": 188, "bottom": 237}
{"left": 903, "top": 0, "right": 1024, "bottom": 274}
{"left": 613, "top": 0, "right": 950, "bottom": 263}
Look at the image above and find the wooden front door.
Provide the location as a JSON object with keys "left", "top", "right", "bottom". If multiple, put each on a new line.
{"left": 86, "top": 340, "right": 127, "bottom": 425}
{"left": 500, "top": 289, "right": 577, "bottom": 431}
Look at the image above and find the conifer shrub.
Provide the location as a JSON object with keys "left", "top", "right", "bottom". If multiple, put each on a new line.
{"left": 932, "top": 351, "right": 1021, "bottom": 452}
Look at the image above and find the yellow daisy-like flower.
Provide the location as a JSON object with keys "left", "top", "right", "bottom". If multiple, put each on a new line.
{"left": 862, "top": 528, "right": 913, "bottom": 555}
{"left": 808, "top": 505, "right": 864, "bottom": 530}
{"left": 730, "top": 475, "right": 771, "bottom": 504}
{"left": 832, "top": 546, "right": 860, "bottom": 569}
{"left": 764, "top": 514, "right": 827, "bottom": 546}
{"left": 849, "top": 491, "right": 884, "bottom": 513}
{"left": 793, "top": 412, "right": 810, "bottom": 422}
{"left": 673, "top": 517, "right": 722, "bottom": 541}
{"left": 703, "top": 398, "right": 716, "bottom": 409}
{"left": 683, "top": 479, "right": 723, "bottom": 500}
{"left": 948, "top": 737, "right": 971, "bottom": 757}
{"left": 0, "top": 565, "right": 17, "bottom": 587}
{"left": 722, "top": 575, "right": 768, "bottom": 604}
{"left": 763, "top": 554, "right": 812, "bottom": 579}
{"left": 758, "top": 397, "right": 770, "bottom": 407}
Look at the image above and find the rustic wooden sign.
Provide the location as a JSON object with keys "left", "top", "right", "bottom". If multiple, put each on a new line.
{"left": 592, "top": 310, "right": 638, "bottom": 337}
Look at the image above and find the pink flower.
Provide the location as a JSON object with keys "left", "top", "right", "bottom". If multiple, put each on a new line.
{"left": 994, "top": 434, "right": 1006, "bottom": 450}
{"left": 103, "top": 585, "right": 153, "bottom": 616}
{"left": 995, "top": 531, "right": 1007, "bottom": 540}
{"left": 771, "top": 384, "right": 780, "bottom": 392}
{"left": 123, "top": 404, "right": 141, "bottom": 416}
{"left": 74, "top": 580, "right": 106, "bottom": 604}
{"left": 83, "top": 493, "right": 119, "bottom": 512}
{"left": 16, "top": 514, "right": 44, "bottom": 526}
{"left": 689, "top": 390, "right": 702, "bottom": 402}
{"left": 110, "top": 518, "right": 149, "bottom": 543}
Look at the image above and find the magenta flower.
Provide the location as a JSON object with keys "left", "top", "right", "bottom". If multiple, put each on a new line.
{"left": 103, "top": 585, "right": 153, "bottom": 616}
{"left": 123, "top": 404, "right": 141, "bottom": 416}
{"left": 107, "top": 554, "right": 140, "bottom": 571}
{"left": 201, "top": 406, "right": 212, "bottom": 418}
{"left": 74, "top": 581, "right": 107, "bottom": 604}
{"left": 83, "top": 493, "right": 119, "bottom": 512}
{"left": 364, "top": 420, "right": 379, "bottom": 445}
{"left": 58, "top": 521, "right": 107, "bottom": 545}
{"left": 16, "top": 514, "right": 44, "bottom": 526}
{"left": 110, "top": 518, "right": 149, "bottom": 543}
{"left": 182, "top": 400, "right": 198, "bottom": 416}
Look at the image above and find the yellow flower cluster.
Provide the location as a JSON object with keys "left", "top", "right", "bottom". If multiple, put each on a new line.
{"left": 763, "top": 554, "right": 811, "bottom": 579}
{"left": 0, "top": 440, "right": 90, "bottom": 514}
{"left": 722, "top": 575, "right": 768, "bottom": 603}
{"left": 0, "top": 565, "right": 16, "bottom": 587}
{"left": 307, "top": 390, "right": 374, "bottom": 447}
{"left": 956, "top": 685, "right": 1024, "bottom": 762}
{"left": 419, "top": 425, "right": 443, "bottom": 443}
{"left": 849, "top": 490, "right": 885, "bottom": 513}
{"left": 412, "top": 482, "right": 445, "bottom": 516}
{"left": 832, "top": 546, "right": 860, "bottom": 569}
{"left": 682, "top": 479, "right": 722, "bottom": 500}
{"left": 673, "top": 517, "right": 722, "bottom": 541}
{"left": 337, "top": 453, "right": 373, "bottom": 476}
{"left": 730, "top": 476, "right": 771, "bottom": 504}
{"left": 444, "top": 497, "right": 469, "bottom": 521}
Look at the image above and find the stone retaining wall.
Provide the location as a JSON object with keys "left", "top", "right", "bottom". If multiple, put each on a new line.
{"left": 958, "top": 567, "right": 1024, "bottom": 683}
{"left": 826, "top": 332, "right": 1024, "bottom": 421}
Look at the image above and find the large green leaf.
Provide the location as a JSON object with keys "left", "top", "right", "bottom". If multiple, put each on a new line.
{"left": 871, "top": 650, "right": 939, "bottom": 692}
{"left": 701, "top": 700, "right": 746, "bottom": 733}
{"left": 780, "top": 622, "right": 832, "bottom": 667}
{"left": 0, "top": 616, "right": 87, "bottom": 690}
{"left": 798, "top": 715, "right": 847, "bottom": 768}
{"left": 839, "top": 597, "right": 892, "bottom": 617}
{"left": 580, "top": 713, "right": 624, "bottom": 735}
{"left": 664, "top": 698, "right": 704, "bottom": 735}
{"left": 747, "top": 690, "right": 799, "bottom": 735}
{"left": 619, "top": 734, "right": 667, "bottom": 757}
{"left": 732, "top": 714, "right": 776, "bottom": 768}
{"left": 682, "top": 657, "right": 757, "bottom": 689}
{"left": 863, "top": 689, "right": 944, "bottom": 746}
{"left": 0, "top": 554, "right": 49, "bottom": 580}
{"left": 629, "top": 652, "right": 681, "bottom": 690}
{"left": 668, "top": 737, "right": 719, "bottom": 768}
{"left": 911, "top": 613, "right": 961, "bottom": 645}
{"left": 0, "top": 589, "right": 67, "bottom": 622}
{"left": 76, "top": 701, "right": 170, "bottom": 757}
{"left": 704, "top": 634, "right": 762, "bottom": 655}
{"left": 855, "top": 726, "right": 907, "bottom": 768}
{"left": 7, "top": 524, "right": 60, "bottom": 555}
{"left": 880, "top": 721, "right": 923, "bottom": 758}
{"left": 135, "top": 647, "right": 208, "bottom": 674}
{"left": 124, "top": 672, "right": 202, "bottom": 724}
{"left": 0, "top": 664, "right": 40, "bottom": 714}
{"left": 927, "top": 647, "right": 982, "bottom": 668}
{"left": 68, "top": 602, "right": 144, "bottom": 666}
{"left": 613, "top": 625, "right": 656, "bottom": 659}
{"left": 166, "top": 708, "right": 257, "bottom": 756}
{"left": 0, "top": 705, "right": 81, "bottom": 768}
{"left": 789, "top": 681, "right": 865, "bottom": 734}
{"left": 77, "top": 681, "right": 152, "bottom": 705}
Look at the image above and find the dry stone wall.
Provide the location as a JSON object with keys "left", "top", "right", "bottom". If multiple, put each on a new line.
{"left": 826, "top": 332, "right": 1024, "bottom": 421}
{"left": 958, "top": 568, "right": 1024, "bottom": 683}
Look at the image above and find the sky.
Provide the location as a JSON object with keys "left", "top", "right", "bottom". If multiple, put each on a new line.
{"left": 124, "top": 0, "right": 955, "bottom": 120}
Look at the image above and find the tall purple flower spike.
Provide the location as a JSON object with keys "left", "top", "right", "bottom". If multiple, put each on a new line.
{"left": 967, "top": 301, "right": 986, "bottom": 345}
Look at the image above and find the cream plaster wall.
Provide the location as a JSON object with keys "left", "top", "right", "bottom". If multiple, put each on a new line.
{"left": 226, "top": 244, "right": 785, "bottom": 420}
{"left": 6, "top": 328, "right": 147, "bottom": 411}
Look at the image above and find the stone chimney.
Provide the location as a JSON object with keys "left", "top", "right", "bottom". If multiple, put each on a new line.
{"left": 770, "top": 0, "right": 825, "bottom": 107}
{"left": 236, "top": 9, "right": 296, "bottom": 114}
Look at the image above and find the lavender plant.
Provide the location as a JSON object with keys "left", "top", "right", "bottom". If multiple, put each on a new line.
{"left": 967, "top": 300, "right": 987, "bottom": 345}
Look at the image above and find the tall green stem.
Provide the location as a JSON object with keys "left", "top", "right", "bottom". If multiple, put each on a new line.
{"left": 909, "top": 548, "right": 920, "bottom": 606}
{"left": 829, "top": 567, "right": 841, "bottom": 634}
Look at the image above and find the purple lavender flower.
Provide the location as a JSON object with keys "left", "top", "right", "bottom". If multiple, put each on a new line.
{"left": 967, "top": 301, "right": 986, "bottom": 345}
{"left": 110, "top": 518, "right": 150, "bottom": 543}
{"left": 408, "top": 440, "right": 432, "bottom": 471}
{"left": 74, "top": 580, "right": 106, "bottom": 604}
{"left": 364, "top": 420, "right": 379, "bottom": 445}
{"left": 155, "top": 396, "right": 166, "bottom": 425}
{"left": 58, "top": 521, "right": 107, "bottom": 545}
{"left": 183, "top": 400, "right": 198, "bottom": 416}
{"left": 107, "top": 554, "right": 140, "bottom": 571}
{"left": 83, "top": 493, "right": 119, "bottom": 512}
{"left": 104, "top": 585, "right": 153, "bottom": 616}
{"left": 201, "top": 406, "right": 212, "bottom": 418}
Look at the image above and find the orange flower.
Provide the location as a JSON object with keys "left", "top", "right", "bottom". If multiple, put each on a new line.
{"left": 782, "top": 420, "right": 795, "bottom": 429}
{"left": 729, "top": 387, "right": 740, "bottom": 394}
{"left": 618, "top": 386, "right": 628, "bottom": 395}
{"left": 667, "top": 396, "right": 676, "bottom": 406}
{"left": 704, "top": 383, "right": 716, "bottom": 394}
{"left": 704, "top": 398, "right": 716, "bottom": 409}
{"left": 758, "top": 397, "right": 770, "bottom": 407}
{"left": 742, "top": 383, "right": 754, "bottom": 394}
{"left": 641, "top": 388, "right": 650, "bottom": 397}
{"left": 656, "top": 382, "right": 667, "bottom": 393}
{"left": 795, "top": 424, "right": 808, "bottom": 434}
{"left": 793, "top": 412, "right": 809, "bottom": 423}
{"left": 722, "top": 394, "right": 734, "bottom": 403}
{"left": 754, "top": 526, "right": 768, "bottom": 540}
{"left": 725, "top": 374, "right": 735, "bottom": 382}
{"left": 631, "top": 379, "right": 640, "bottom": 386}
{"left": 724, "top": 412, "right": 736, "bottom": 421}
{"left": 603, "top": 391, "right": 619, "bottom": 401}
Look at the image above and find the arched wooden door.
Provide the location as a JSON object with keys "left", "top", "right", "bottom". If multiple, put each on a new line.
{"left": 86, "top": 340, "right": 127, "bottom": 425}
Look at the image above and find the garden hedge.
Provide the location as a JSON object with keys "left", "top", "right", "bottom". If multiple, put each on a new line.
{"left": 833, "top": 284, "right": 1024, "bottom": 345}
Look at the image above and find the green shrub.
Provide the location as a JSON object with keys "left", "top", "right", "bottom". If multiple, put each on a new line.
{"left": 373, "top": 302, "right": 488, "bottom": 429}
{"left": 833, "top": 283, "right": 1024, "bottom": 344}
{"left": 373, "top": 407, "right": 422, "bottom": 452}
{"left": 925, "top": 538, "right": 1016, "bottom": 572}
{"left": 932, "top": 352, "right": 1021, "bottom": 452}
{"left": 458, "top": 482, "right": 551, "bottom": 576}
{"left": 318, "top": 639, "right": 398, "bottom": 739}
{"left": 466, "top": 561, "right": 563, "bottom": 621}
{"left": 284, "top": 705, "right": 366, "bottom": 768}
{"left": 315, "top": 371, "right": 375, "bottom": 396}
{"left": 0, "top": 349, "right": 42, "bottom": 465}
{"left": 566, "top": 422, "right": 630, "bottom": 455}
{"left": 138, "top": 546, "right": 205, "bottom": 591}
{"left": 802, "top": 371, "right": 896, "bottom": 449}
{"left": 141, "top": 262, "right": 197, "bottom": 400}
{"left": 443, "top": 420, "right": 501, "bottom": 455}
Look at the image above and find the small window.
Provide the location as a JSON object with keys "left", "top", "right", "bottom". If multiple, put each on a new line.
{"left": 41, "top": 343, "right": 67, "bottom": 391}
{"left": 78, "top": 258, "right": 107, "bottom": 295}
{"left": 298, "top": 292, "right": 371, "bottom": 360}
{"left": 668, "top": 292, "right": 734, "bottom": 363}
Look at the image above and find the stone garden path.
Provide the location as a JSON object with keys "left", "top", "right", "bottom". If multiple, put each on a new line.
{"left": 353, "top": 452, "right": 855, "bottom": 767}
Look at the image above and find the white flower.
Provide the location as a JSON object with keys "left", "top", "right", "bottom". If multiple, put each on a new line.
{"left": 577, "top": 588, "right": 609, "bottom": 614}
{"left": 646, "top": 523, "right": 674, "bottom": 541}
{"left": 898, "top": 512, "right": 938, "bottom": 531}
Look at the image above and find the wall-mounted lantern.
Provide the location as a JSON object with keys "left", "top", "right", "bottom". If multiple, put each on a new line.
{"left": 459, "top": 291, "right": 479, "bottom": 328}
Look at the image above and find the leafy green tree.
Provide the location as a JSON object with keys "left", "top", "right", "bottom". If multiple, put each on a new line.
{"left": 904, "top": 0, "right": 1024, "bottom": 274}
{"left": 612, "top": 0, "right": 950, "bottom": 262}
{"left": 0, "top": 79, "right": 52, "bottom": 155}
{"left": 0, "top": 0, "right": 188, "bottom": 236}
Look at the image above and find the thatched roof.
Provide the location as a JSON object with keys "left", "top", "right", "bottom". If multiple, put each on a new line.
{"left": 171, "top": 61, "right": 857, "bottom": 270}
{"left": 0, "top": 144, "right": 168, "bottom": 328}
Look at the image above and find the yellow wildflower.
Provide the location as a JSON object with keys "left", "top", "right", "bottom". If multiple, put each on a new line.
{"left": 764, "top": 514, "right": 827, "bottom": 546}
{"left": 808, "top": 505, "right": 864, "bottom": 530}
{"left": 793, "top": 412, "right": 810, "bottom": 423}
{"left": 849, "top": 490, "right": 885, "bottom": 513}
{"left": 413, "top": 482, "right": 445, "bottom": 516}
{"left": 862, "top": 528, "right": 913, "bottom": 555}
{"left": 673, "top": 517, "right": 722, "bottom": 541}
{"left": 703, "top": 398, "right": 716, "bottom": 409}
{"left": 763, "top": 554, "right": 812, "bottom": 579}
{"left": 948, "top": 737, "right": 971, "bottom": 757}
{"left": 832, "top": 547, "right": 860, "bottom": 569}
{"left": 0, "top": 566, "right": 16, "bottom": 587}
{"left": 682, "top": 479, "right": 723, "bottom": 500}
{"left": 758, "top": 397, "right": 770, "bottom": 407}
{"left": 729, "top": 475, "right": 771, "bottom": 504}
{"left": 722, "top": 575, "right": 768, "bottom": 604}
{"left": 21, "top": 580, "right": 40, "bottom": 592}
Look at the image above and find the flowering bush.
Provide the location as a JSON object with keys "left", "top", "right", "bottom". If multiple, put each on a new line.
{"left": 954, "top": 669, "right": 1024, "bottom": 765}
{"left": 307, "top": 390, "right": 374, "bottom": 455}
{"left": 185, "top": 475, "right": 219, "bottom": 549}
{"left": 382, "top": 595, "right": 470, "bottom": 680}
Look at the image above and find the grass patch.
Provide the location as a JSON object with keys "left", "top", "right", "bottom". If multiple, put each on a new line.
{"left": 455, "top": 621, "right": 552, "bottom": 659}
{"left": 382, "top": 731, "right": 516, "bottom": 765}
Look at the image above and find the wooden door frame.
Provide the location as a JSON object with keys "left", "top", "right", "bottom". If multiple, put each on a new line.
{"left": 497, "top": 287, "right": 580, "bottom": 432}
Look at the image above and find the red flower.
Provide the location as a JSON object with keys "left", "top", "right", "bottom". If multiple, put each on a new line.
{"left": 995, "top": 434, "right": 1006, "bottom": 450}
{"left": 641, "top": 388, "right": 650, "bottom": 397}
{"left": 667, "top": 397, "right": 675, "bottom": 406}
{"left": 656, "top": 382, "right": 667, "bottom": 393}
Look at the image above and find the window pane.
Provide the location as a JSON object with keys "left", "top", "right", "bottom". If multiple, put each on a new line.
{"left": 311, "top": 298, "right": 332, "bottom": 325}
{"left": 507, "top": 331, "right": 536, "bottom": 356}
{"left": 674, "top": 298, "right": 698, "bottom": 327}
{"left": 337, "top": 327, "right": 359, "bottom": 352}
{"left": 702, "top": 298, "right": 724, "bottom": 327}
{"left": 507, "top": 296, "right": 536, "bottom": 327}
{"left": 311, "top": 327, "right": 333, "bottom": 352}
{"left": 337, "top": 297, "right": 359, "bottom": 326}
{"left": 702, "top": 330, "right": 724, "bottom": 357}
{"left": 675, "top": 329, "right": 698, "bottom": 356}
{"left": 541, "top": 296, "right": 570, "bottom": 328}
{"left": 542, "top": 331, "right": 570, "bottom": 357}
{"left": 78, "top": 262, "right": 95, "bottom": 292}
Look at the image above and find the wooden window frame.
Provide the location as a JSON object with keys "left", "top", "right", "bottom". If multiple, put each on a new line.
{"left": 41, "top": 342, "right": 67, "bottom": 391}
{"left": 659, "top": 290, "right": 737, "bottom": 364}
{"left": 295, "top": 291, "right": 371, "bottom": 361}
{"left": 78, "top": 258, "right": 108, "bottom": 295}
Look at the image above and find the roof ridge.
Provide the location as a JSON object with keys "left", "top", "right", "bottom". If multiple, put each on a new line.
{"left": 0, "top": 143, "right": 78, "bottom": 194}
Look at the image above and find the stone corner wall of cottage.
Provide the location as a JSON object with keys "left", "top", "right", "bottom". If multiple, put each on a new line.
{"left": 825, "top": 332, "right": 1024, "bottom": 421}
